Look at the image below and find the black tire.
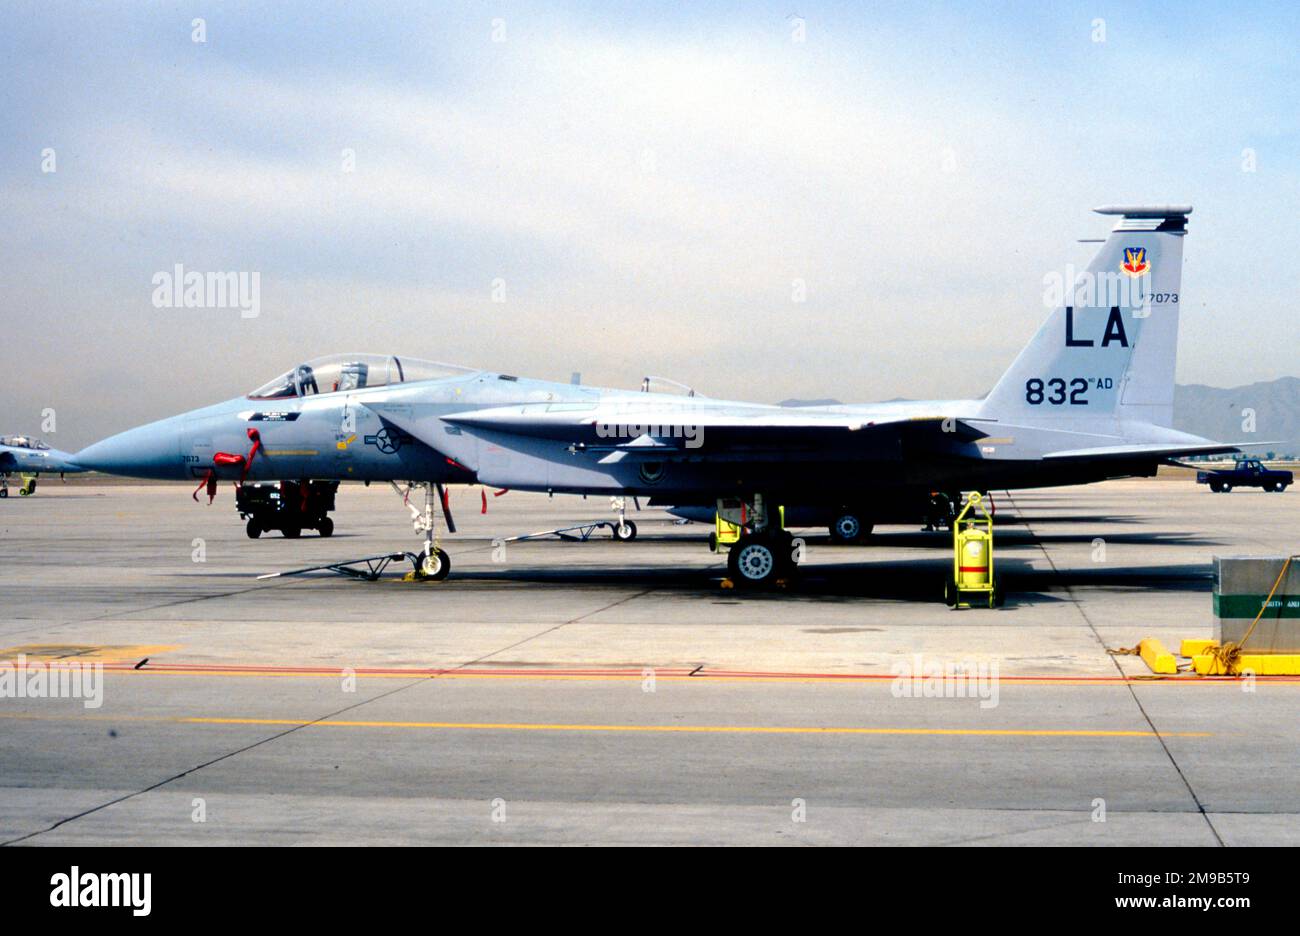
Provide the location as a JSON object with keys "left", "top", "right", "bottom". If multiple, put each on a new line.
{"left": 707, "top": 531, "right": 718, "bottom": 551}
{"left": 318, "top": 517, "right": 334, "bottom": 537}
{"left": 1209, "top": 481, "right": 1223, "bottom": 493}
{"left": 1263, "top": 483, "right": 1277, "bottom": 493}
{"left": 829, "top": 512, "right": 869, "bottom": 544}
{"left": 990, "top": 577, "right": 1005, "bottom": 608}
{"left": 245, "top": 520, "right": 262, "bottom": 539}
{"left": 416, "top": 547, "right": 451, "bottom": 581}
{"left": 0, "top": 488, "right": 7, "bottom": 498}
{"left": 726, "top": 535, "right": 780, "bottom": 587}
{"left": 774, "top": 529, "right": 799, "bottom": 575}
{"left": 613, "top": 520, "right": 637, "bottom": 542}
{"left": 282, "top": 526, "right": 302, "bottom": 539}
{"left": 1221, "top": 484, "right": 1232, "bottom": 494}
{"left": 1278, "top": 484, "right": 1289, "bottom": 493}
{"left": 944, "top": 579, "right": 957, "bottom": 608}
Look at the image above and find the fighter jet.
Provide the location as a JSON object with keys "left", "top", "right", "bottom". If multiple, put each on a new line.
{"left": 74, "top": 205, "right": 1240, "bottom": 585}
{"left": 0, "top": 435, "right": 85, "bottom": 497}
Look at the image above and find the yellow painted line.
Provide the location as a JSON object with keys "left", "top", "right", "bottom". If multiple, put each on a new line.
{"left": 263, "top": 449, "right": 320, "bottom": 457}
{"left": 184, "top": 717, "right": 1208, "bottom": 737}
{"left": 0, "top": 711, "right": 1208, "bottom": 737}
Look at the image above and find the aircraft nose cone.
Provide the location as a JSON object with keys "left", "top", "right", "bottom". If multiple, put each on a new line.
{"left": 74, "top": 418, "right": 186, "bottom": 480}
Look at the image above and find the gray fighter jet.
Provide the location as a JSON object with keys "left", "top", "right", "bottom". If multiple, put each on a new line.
{"left": 73, "top": 205, "right": 1241, "bottom": 585}
{"left": 0, "top": 435, "right": 85, "bottom": 497}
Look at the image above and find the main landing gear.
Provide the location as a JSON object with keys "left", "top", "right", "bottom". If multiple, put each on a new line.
{"left": 828, "top": 509, "right": 872, "bottom": 544}
{"left": 718, "top": 494, "right": 799, "bottom": 588}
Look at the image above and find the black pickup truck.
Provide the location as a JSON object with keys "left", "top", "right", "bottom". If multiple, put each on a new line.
{"left": 1196, "top": 459, "right": 1292, "bottom": 493}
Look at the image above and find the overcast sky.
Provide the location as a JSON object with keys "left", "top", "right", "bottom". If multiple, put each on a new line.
{"left": 3, "top": 1, "right": 1297, "bottom": 447}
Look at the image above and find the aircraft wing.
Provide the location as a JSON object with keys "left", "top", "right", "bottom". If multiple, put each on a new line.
{"left": 438, "top": 404, "right": 989, "bottom": 447}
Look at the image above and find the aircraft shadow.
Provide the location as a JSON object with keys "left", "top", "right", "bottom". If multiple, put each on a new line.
{"left": 444, "top": 555, "right": 1214, "bottom": 604}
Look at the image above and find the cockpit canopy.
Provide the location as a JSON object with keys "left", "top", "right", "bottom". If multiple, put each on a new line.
{"left": 0, "top": 435, "right": 48, "bottom": 450}
{"left": 248, "top": 354, "right": 474, "bottom": 400}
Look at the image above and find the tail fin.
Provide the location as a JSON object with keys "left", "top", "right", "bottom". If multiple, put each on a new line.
{"left": 979, "top": 205, "right": 1190, "bottom": 428}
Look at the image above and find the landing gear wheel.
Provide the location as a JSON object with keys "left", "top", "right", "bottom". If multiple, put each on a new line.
{"left": 245, "top": 520, "right": 262, "bottom": 539}
{"left": 415, "top": 547, "right": 451, "bottom": 581}
{"left": 829, "top": 512, "right": 871, "bottom": 544}
{"left": 283, "top": 526, "right": 302, "bottom": 539}
{"left": 773, "top": 529, "right": 798, "bottom": 576}
{"left": 613, "top": 520, "right": 637, "bottom": 542}
{"left": 318, "top": 517, "right": 334, "bottom": 537}
{"left": 727, "top": 535, "right": 781, "bottom": 587}
{"left": 829, "top": 513, "right": 860, "bottom": 544}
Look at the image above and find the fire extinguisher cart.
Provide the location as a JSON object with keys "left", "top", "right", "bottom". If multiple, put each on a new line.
{"left": 944, "top": 492, "right": 1004, "bottom": 609}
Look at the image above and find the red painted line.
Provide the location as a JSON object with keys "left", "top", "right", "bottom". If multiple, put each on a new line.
{"left": 88, "top": 662, "right": 1300, "bottom": 684}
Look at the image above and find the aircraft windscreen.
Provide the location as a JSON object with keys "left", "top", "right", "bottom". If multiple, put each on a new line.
{"left": 248, "top": 354, "right": 473, "bottom": 399}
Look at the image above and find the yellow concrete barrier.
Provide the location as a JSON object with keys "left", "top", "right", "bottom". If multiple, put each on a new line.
{"left": 1192, "top": 653, "right": 1300, "bottom": 676}
{"left": 1179, "top": 638, "right": 1218, "bottom": 658}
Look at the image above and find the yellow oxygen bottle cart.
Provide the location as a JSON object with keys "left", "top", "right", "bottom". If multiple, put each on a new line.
{"left": 944, "top": 492, "right": 1003, "bottom": 609}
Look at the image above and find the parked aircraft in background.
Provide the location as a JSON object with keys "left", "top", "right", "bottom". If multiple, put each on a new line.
{"left": 0, "top": 435, "right": 85, "bottom": 497}
{"left": 73, "top": 205, "right": 1245, "bottom": 585}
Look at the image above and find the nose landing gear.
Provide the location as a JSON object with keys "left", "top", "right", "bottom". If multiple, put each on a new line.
{"left": 394, "top": 481, "right": 455, "bottom": 581}
{"left": 611, "top": 497, "right": 637, "bottom": 542}
{"left": 257, "top": 481, "right": 459, "bottom": 584}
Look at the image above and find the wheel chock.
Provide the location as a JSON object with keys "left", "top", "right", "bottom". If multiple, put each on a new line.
{"left": 1137, "top": 637, "right": 1178, "bottom": 675}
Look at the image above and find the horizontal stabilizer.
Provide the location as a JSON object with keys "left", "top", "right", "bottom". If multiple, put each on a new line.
{"left": 1045, "top": 441, "right": 1241, "bottom": 460}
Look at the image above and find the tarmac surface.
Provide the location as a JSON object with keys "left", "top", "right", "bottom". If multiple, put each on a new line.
{"left": 0, "top": 477, "right": 1297, "bottom": 845}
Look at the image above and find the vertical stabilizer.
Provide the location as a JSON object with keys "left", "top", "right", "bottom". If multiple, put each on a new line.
{"left": 979, "top": 205, "right": 1190, "bottom": 427}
